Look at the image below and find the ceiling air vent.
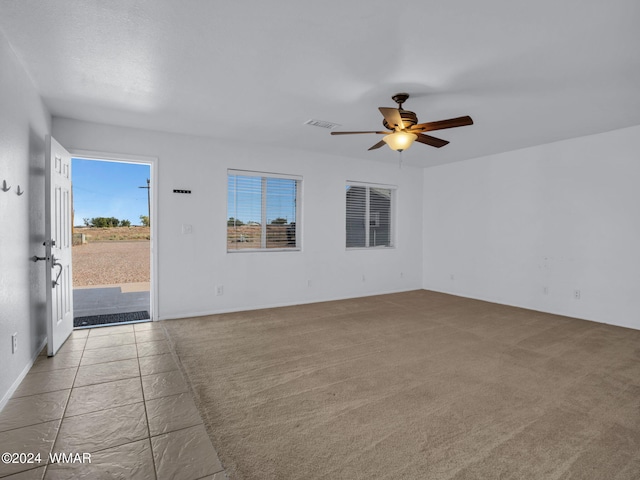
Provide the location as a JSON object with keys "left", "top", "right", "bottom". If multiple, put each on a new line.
{"left": 304, "top": 119, "right": 341, "bottom": 129}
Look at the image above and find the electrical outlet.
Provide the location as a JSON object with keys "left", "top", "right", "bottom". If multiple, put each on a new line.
{"left": 362, "top": 274, "right": 366, "bottom": 282}
{"left": 574, "top": 289, "right": 581, "bottom": 300}
{"left": 12, "top": 333, "right": 17, "bottom": 354}
{"left": 450, "top": 274, "right": 455, "bottom": 281}
{"left": 543, "top": 286, "right": 548, "bottom": 295}
{"left": 216, "top": 285, "right": 224, "bottom": 296}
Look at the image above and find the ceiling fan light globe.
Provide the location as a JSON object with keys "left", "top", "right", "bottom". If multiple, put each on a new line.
{"left": 383, "top": 132, "right": 417, "bottom": 152}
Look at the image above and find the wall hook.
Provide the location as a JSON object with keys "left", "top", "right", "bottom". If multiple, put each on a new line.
{"left": 1, "top": 180, "right": 10, "bottom": 192}
{"left": 16, "top": 186, "right": 24, "bottom": 196}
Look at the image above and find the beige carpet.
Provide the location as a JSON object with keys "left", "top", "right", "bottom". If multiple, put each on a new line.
{"left": 163, "top": 290, "right": 640, "bottom": 479}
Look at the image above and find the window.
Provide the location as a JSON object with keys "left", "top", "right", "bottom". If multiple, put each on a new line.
{"left": 227, "top": 170, "right": 301, "bottom": 251}
{"left": 346, "top": 182, "right": 395, "bottom": 248}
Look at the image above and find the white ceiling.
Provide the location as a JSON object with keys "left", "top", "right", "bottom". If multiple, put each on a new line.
{"left": 1, "top": 0, "right": 639, "bottom": 167}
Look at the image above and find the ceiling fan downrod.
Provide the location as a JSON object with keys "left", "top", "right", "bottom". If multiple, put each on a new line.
{"left": 391, "top": 93, "right": 410, "bottom": 110}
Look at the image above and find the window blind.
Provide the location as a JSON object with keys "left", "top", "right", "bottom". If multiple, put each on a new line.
{"left": 228, "top": 171, "right": 301, "bottom": 251}
{"left": 346, "top": 182, "right": 394, "bottom": 248}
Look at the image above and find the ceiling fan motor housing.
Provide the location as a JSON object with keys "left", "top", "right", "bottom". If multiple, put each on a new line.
{"left": 382, "top": 93, "right": 418, "bottom": 130}
{"left": 383, "top": 110, "right": 417, "bottom": 130}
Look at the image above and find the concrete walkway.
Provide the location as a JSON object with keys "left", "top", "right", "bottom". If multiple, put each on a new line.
{"left": 73, "top": 282, "right": 150, "bottom": 318}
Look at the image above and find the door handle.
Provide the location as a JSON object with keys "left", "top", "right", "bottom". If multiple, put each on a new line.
{"left": 51, "top": 254, "right": 63, "bottom": 288}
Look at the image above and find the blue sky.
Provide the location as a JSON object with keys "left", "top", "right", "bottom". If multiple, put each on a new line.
{"left": 72, "top": 158, "right": 151, "bottom": 226}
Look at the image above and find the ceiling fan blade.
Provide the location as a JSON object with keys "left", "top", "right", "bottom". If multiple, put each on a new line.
{"left": 368, "top": 140, "right": 386, "bottom": 151}
{"left": 379, "top": 107, "right": 405, "bottom": 130}
{"left": 415, "top": 134, "right": 449, "bottom": 148}
{"left": 330, "top": 130, "right": 389, "bottom": 135}
{"left": 411, "top": 115, "right": 473, "bottom": 132}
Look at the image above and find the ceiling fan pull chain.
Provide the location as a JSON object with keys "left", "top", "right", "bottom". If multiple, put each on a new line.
{"left": 398, "top": 151, "right": 403, "bottom": 169}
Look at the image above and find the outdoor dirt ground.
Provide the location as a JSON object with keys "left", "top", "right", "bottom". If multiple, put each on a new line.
{"left": 74, "top": 226, "right": 150, "bottom": 242}
{"left": 73, "top": 238, "right": 150, "bottom": 286}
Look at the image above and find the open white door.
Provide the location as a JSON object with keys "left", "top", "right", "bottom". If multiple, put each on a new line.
{"left": 45, "top": 135, "right": 74, "bottom": 356}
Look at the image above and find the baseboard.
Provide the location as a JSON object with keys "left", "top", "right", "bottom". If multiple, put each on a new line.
{"left": 0, "top": 337, "right": 47, "bottom": 412}
{"left": 421, "top": 287, "right": 636, "bottom": 330}
{"left": 157, "top": 287, "right": 421, "bottom": 321}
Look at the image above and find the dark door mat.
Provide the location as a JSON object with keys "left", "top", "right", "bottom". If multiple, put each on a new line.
{"left": 74, "top": 311, "right": 150, "bottom": 328}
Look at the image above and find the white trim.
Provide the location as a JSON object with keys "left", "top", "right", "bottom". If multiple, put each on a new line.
{"left": 158, "top": 289, "right": 622, "bottom": 332}
{"left": 71, "top": 149, "right": 157, "bottom": 165}
{"left": 345, "top": 245, "right": 395, "bottom": 251}
{"left": 0, "top": 337, "right": 47, "bottom": 411}
{"left": 420, "top": 287, "right": 621, "bottom": 330}
{"left": 228, "top": 168, "right": 302, "bottom": 181}
{"left": 68, "top": 148, "right": 159, "bottom": 323}
{"left": 346, "top": 180, "right": 397, "bottom": 189}
{"left": 156, "top": 287, "right": 420, "bottom": 322}
{"left": 261, "top": 177, "right": 267, "bottom": 249}
{"left": 227, "top": 248, "right": 302, "bottom": 253}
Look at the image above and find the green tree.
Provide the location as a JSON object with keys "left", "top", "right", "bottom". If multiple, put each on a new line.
{"left": 228, "top": 217, "right": 244, "bottom": 226}
{"left": 270, "top": 217, "right": 288, "bottom": 225}
{"left": 139, "top": 215, "right": 150, "bottom": 227}
{"left": 120, "top": 219, "right": 131, "bottom": 227}
{"left": 90, "top": 217, "right": 120, "bottom": 228}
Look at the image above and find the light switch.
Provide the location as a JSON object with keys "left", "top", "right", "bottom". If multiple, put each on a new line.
{"left": 182, "top": 224, "right": 193, "bottom": 234}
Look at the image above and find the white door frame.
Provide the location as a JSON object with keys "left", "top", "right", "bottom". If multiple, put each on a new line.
{"left": 70, "top": 149, "right": 159, "bottom": 322}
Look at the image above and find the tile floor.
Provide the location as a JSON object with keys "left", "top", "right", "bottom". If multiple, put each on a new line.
{"left": 0, "top": 322, "right": 227, "bottom": 480}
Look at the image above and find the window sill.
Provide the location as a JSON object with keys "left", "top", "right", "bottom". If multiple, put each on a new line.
{"left": 346, "top": 245, "right": 395, "bottom": 251}
{"left": 227, "top": 248, "right": 301, "bottom": 253}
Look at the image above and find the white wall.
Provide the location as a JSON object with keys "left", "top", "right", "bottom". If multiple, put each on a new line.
{"left": 53, "top": 118, "right": 424, "bottom": 320}
{"left": 0, "top": 32, "right": 51, "bottom": 407}
{"left": 423, "top": 125, "right": 640, "bottom": 330}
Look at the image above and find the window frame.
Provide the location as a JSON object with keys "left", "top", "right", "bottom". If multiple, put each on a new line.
{"left": 227, "top": 169, "right": 302, "bottom": 253}
{"left": 345, "top": 181, "right": 396, "bottom": 250}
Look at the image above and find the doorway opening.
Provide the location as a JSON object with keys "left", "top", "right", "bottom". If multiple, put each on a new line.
{"left": 71, "top": 156, "right": 154, "bottom": 328}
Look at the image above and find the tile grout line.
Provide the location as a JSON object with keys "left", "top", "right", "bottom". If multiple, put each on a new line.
{"left": 37, "top": 328, "right": 155, "bottom": 476}
{"left": 0, "top": 337, "right": 86, "bottom": 478}
{"left": 2, "top": 324, "right": 221, "bottom": 480}
{"left": 41, "top": 331, "right": 88, "bottom": 478}
{"left": 46, "top": 327, "right": 164, "bottom": 475}
{"left": 135, "top": 326, "right": 160, "bottom": 480}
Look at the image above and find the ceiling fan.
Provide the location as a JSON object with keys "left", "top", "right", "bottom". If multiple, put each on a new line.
{"left": 331, "top": 93, "right": 473, "bottom": 152}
